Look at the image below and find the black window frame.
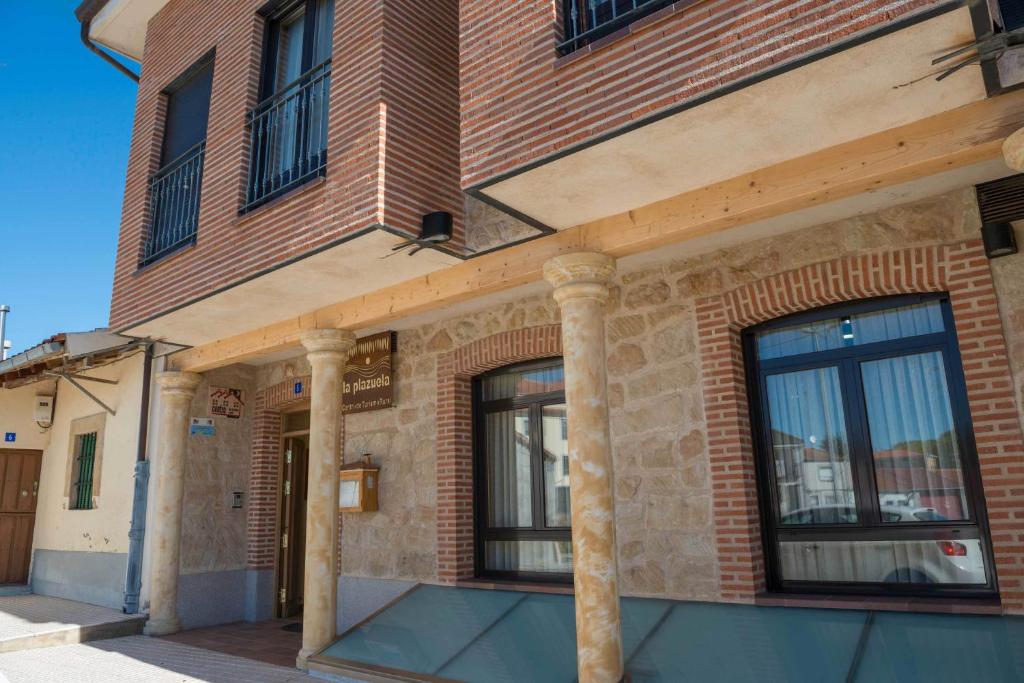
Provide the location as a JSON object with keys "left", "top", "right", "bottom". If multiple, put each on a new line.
{"left": 744, "top": 293, "right": 998, "bottom": 598}
{"left": 559, "top": 0, "right": 676, "bottom": 54}
{"left": 140, "top": 51, "right": 215, "bottom": 268}
{"left": 243, "top": 0, "right": 334, "bottom": 213}
{"left": 472, "top": 358, "right": 572, "bottom": 584}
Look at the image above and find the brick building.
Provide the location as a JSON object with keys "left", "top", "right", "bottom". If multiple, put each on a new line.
{"left": 69, "top": 0, "right": 1024, "bottom": 680}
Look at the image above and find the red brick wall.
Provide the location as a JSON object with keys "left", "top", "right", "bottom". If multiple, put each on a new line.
{"left": 110, "top": 0, "right": 461, "bottom": 331}
{"left": 246, "top": 375, "right": 311, "bottom": 570}
{"left": 436, "top": 325, "right": 563, "bottom": 582}
{"left": 459, "top": 0, "right": 943, "bottom": 189}
{"left": 696, "top": 241, "right": 1024, "bottom": 611}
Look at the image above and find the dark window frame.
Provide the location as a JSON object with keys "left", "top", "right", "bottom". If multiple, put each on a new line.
{"left": 140, "top": 51, "right": 215, "bottom": 268}
{"left": 70, "top": 431, "right": 98, "bottom": 511}
{"left": 744, "top": 293, "right": 998, "bottom": 598}
{"left": 243, "top": 0, "right": 333, "bottom": 213}
{"left": 559, "top": 0, "right": 677, "bottom": 54}
{"left": 472, "top": 358, "right": 572, "bottom": 584}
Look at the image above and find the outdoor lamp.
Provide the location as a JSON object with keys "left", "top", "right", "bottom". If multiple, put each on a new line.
{"left": 420, "top": 211, "right": 453, "bottom": 243}
{"left": 981, "top": 221, "right": 1018, "bottom": 258}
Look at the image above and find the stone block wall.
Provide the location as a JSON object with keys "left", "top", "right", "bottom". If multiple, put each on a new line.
{"left": 238, "top": 187, "right": 1024, "bottom": 608}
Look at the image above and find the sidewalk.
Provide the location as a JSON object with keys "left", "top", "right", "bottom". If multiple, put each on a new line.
{"left": 0, "top": 636, "right": 329, "bottom": 683}
{"left": 0, "top": 594, "right": 143, "bottom": 653}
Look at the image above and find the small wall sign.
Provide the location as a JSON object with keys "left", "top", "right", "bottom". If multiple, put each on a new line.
{"left": 343, "top": 332, "right": 396, "bottom": 414}
{"left": 190, "top": 417, "right": 215, "bottom": 437}
{"left": 294, "top": 381, "right": 303, "bottom": 396}
{"left": 209, "top": 387, "right": 245, "bottom": 419}
{"left": 4, "top": 432, "right": 14, "bottom": 443}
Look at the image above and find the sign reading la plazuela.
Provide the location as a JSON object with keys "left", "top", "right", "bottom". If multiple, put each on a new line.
{"left": 343, "top": 332, "right": 395, "bottom": 414}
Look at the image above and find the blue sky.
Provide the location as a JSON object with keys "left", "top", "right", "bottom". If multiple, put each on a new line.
{"left": 0, "top": 3, "right": 137, "bottom": 354}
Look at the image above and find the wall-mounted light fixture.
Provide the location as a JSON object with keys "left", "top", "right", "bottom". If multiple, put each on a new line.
{"left": 389, "top": 212, "right": 454, "bottom": 256}
{"left": 981, "top": 221, "right": 1018, "bottom": 258}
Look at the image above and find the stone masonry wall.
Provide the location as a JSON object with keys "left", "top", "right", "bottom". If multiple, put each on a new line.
{"left": 247, "top": 188, "right": 1024, "bottom": 605}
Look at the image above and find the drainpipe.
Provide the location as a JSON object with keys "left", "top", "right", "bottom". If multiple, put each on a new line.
{"left": 123, "top": 342, "right": 153, "bottom": 613}
{"left": 77, "top": 1, "right": 140, "bottom": 83}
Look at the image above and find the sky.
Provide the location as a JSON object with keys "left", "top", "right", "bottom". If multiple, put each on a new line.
{"left": 0, "top": 2, "right": 137, "bottom": 355}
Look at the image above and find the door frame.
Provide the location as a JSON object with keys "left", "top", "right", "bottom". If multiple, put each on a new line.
{"left": 275, "top": 405, "right": 310, "bottom": 618}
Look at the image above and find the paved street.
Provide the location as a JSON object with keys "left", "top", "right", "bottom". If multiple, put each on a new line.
{"left": 0, "top": 636, "right": 332, "bottom": 683}
{"left": 0, "top": 595, "right": 143, "bottom": 652}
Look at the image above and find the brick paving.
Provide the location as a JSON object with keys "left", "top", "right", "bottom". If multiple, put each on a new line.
{"left": 161, "top": 617, "right": 303, "bottom": 668}
{"left": 0, "top": 635, "right": 324, "bottom": 682}
{"left": 0, "top": 595, "right": 143, "bottom": 652}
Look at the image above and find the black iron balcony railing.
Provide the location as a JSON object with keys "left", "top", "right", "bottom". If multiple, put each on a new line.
{"left": 244, "top": 60, "right": 332, "bottom": 212}
{"left": 142, "top": 140, "right": 206, "bottom": 266}
{"left": 560, "top": 0, "right": 675, "bottom": 54}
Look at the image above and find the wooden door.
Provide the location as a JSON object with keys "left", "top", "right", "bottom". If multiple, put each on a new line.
{"left": 0, "top": 450, "right": 42, "bottom": 585}
{"left": 278, "top": 435, "right": 309, "bottom": 618}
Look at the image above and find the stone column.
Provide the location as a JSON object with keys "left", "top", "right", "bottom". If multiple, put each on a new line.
{"left": 1004, "top": 127, "right": 1024, "bottom": 172}
{"left": 544, "top": 252, "right": 623, "bottom": 683}
{"left": 297, "top": 329, "right": 357, "bottom": 669}
{"left": 144, "top": 371, "right": 202, "bottom": 636}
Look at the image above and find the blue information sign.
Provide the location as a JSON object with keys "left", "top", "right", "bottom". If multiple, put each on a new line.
{"left": 4, "top": 432, "right": 15, "bottom": 442}
{"left": 294, "top": 381, "right": 303, "bottom": 396}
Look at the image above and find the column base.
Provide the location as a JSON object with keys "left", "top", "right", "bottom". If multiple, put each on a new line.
{"left": 296, "top": 647, "right": 316, "bottom": 670}
{"left": 143, "top": 616, "right": 181, "bottom": 636}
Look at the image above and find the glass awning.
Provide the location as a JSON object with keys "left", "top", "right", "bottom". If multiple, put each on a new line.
{"left": 314, "top": 585, "right": 1024, "bottom": 682}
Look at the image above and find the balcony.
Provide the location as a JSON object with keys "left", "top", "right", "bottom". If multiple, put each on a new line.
{"left": 244, "top": 60, "right": 332, "bottom": 212}
{"left": 559, "top": 0, "right": 674, "bottom": 54}
{"left": 142, "top": 140, "right": 205, "bottom": 266}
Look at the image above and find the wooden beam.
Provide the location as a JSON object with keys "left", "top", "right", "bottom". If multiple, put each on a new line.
{"left": 173, "top": 91, "right": 1024, "bottom": 372}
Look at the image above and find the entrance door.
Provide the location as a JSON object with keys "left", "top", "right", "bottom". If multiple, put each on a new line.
{"left": 0, "top": 450, "right": 42, "bottom": 585}
{"left": 278, "top": 412, "right": 310, "bottom": 618}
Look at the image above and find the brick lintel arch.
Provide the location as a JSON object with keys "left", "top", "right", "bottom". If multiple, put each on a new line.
{"left": 435, "top": 325, "right": 563, "bottom": 582}
{"left": 696, "top": 240, "right": 1024, "bottom": 610}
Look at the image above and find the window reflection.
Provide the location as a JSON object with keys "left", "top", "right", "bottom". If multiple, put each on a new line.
{"left": 766, "top": 367, "right": 856, "bottom": 524}
{"left": 542, "top": 404, "right": 571, "bottom": 528}
{"left": 862, "top": 351, "right": 969, "bottom": 521}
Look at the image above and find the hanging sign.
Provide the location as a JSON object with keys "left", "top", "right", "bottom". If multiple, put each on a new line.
{"left": 209, "top": 387, "right": 245, "bottom": 419}
{"left": 343, "top": 332, "right": 395, "bottom": 414}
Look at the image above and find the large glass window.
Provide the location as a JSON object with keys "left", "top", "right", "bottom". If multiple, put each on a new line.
{"left": 475, "top": 360, "right": 571, "bottom": 580}
{"left": 747, "top": 295, "right": 994, "bottom": 595}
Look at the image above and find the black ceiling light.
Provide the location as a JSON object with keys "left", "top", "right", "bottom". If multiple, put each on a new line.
{"left": 981, "top": 221, "right": 1018, "bottom": 259}
{"left": 389, "top": 212, "right": 454, "bottom": 256}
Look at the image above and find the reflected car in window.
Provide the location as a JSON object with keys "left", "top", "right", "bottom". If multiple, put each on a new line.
{"left": 779, "top": 505, "right": 985, "bottom": 585}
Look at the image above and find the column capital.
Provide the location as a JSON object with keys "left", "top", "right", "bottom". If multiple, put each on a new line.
{"left": 300, "top": 328, "right": 358, "bottom": 359}
{"left": 543, "top": 252, "right": 616, "bottom": 305}
{"left": 1004, "top": 127, "right": 1024, "bottom": 172}
{"left": 156, "top": 371, "right": 202, "bottom": 398}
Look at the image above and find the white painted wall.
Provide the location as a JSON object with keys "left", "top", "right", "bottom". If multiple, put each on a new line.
{"left": 0, "top": 380, "right": 56, "bottom": 452}
{"left": 31, "top": 353, "right": 145, "bottom": 555}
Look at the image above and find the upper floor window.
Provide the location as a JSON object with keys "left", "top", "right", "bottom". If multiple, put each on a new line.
{"left": 746, "top": 295, "right": 995, "bottom": 596}
{"left": 142, "top": 56, "right": 213, "bottom": 266}
{"left": 244, "top": 0, "right": 334, "bottom": 212}
{"left": 560, "top": 0, "right": 674, "bottom": 54}
{"left": 474, "top": 360, "right": 572, "bottom": 581}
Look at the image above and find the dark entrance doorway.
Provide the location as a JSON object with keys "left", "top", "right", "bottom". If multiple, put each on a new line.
{"left": 0, "top": 449, "right": 42, "bottom": 585}
{"left": 278, "top": 410, "right": 310, "bottom": 618}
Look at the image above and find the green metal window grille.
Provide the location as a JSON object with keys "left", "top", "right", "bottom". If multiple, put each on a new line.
{"left": 71, "top": 432, "right": 97, "bottom": 510}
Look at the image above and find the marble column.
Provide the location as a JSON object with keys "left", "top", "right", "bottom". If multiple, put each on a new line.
{"left": 544, "top": 252, "right": 624, "bottom": 683}
{"left": 297, "top": 329, "right": 357, "bottom": 669}
{"left": 1004, "top": 127, "right": 1024, "bottom": 172}
{"left": 143, "top": 371, "right": 202, "bottom": 636}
